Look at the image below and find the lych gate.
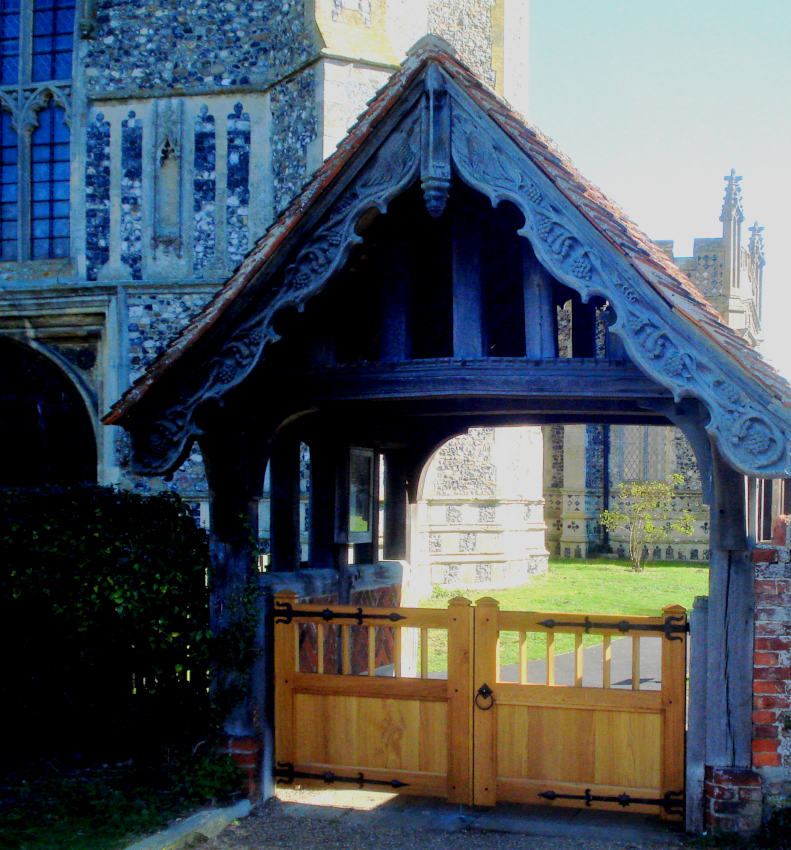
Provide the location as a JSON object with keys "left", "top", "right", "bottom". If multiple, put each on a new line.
{"left": 105, "top": 37, "right": 791, "bottom": 831}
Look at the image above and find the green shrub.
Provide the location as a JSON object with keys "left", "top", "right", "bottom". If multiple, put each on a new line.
{"left": 0, "top": 485, "right": 212, "bottom": 762}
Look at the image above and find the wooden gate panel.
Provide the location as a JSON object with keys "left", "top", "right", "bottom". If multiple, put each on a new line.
{"left": 292, "top": 694, "right": 448, "bottom": 774}
{"left": 592, "top": 710, "right": 661, "bottom": 788}
{"left": 274, "top": 592, "right": 473, "bottom": 803}
{"left": 275, "top": 593, "right": 686, "bottom": 818}
{"left": 473, "top": 602, "right": 687, "bottom": 819}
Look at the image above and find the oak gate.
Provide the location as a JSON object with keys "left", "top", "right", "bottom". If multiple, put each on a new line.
{"left": 273, "top": 591, "right": 687, "bottom": 819}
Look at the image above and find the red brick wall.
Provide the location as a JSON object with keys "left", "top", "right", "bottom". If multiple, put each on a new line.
{"left": 704, "top": 767, "right": 762, "bottom": 833}
{"left": 749, "top": 517, "right": 791, "bottom": 814}
{"left": 217, "top": 735, "right": 260, "bottom": 799}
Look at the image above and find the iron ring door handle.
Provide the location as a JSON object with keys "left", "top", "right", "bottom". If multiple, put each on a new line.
{"left": 475, "top": 682, "right": 494, "bottom": 710}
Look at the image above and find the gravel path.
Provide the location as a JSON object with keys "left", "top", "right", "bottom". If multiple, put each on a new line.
{"left": 199, "top": 792, "right": 690, "bottom": 850}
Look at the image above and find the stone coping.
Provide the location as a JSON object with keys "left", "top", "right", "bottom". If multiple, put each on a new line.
{"left": 123, "top": 800, "right": 250, "bottom": 850}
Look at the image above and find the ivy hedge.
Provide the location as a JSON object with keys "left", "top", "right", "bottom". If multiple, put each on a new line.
{"left": 1, "top": 485, "right": 212, "bottom": 763}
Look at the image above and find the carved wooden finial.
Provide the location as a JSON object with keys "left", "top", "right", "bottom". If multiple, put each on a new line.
{"left": 420, "top": 64, "right": 452, "bottom": 218}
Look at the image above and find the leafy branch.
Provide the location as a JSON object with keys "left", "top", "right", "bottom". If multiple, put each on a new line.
{"left": 600, "top": 474, "right": 694, "bottom": 572}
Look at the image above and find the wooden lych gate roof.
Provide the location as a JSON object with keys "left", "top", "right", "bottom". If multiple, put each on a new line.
{"left": 105, "top": 36, "right": 791, "bottom": 480}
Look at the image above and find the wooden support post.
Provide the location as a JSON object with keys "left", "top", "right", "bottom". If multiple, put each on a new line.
{"left": 269, "top": 434, "right": 302, "bottom": 572}
{"left": 660, "top": 604, "right": 687, "bottom": 820}
{"left": 307, "top": 438, "right": 342, "bottom": 571}
{"left": 379, "top": 235, "right": 411, "bottom": 362}
{"left": 447, "top": 596, "right": 473, "bottom": 804}
{"left": 686, "top": 595, "right": 709, "bottom": 834}
{"left": 201, "top": 429, "right": 269, "bottom": 796}
{"left": 452, "top": 201, "right": 483, "bottom": 358}
{"left": 706, "top": 443, "right": 754, "bottom": 768}
{"left": 523, "top": 249, "right": 555, "bottom": 358}
{"left": 383, "top": 451, "right": 409, "bottom": 561}
{"left": 473, "top": 597, "right": 499, "bottom": 806}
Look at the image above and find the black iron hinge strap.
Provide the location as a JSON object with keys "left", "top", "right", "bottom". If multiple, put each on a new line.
{"left": 537, "top": 614, "right": 688, "bottom": 641}
{"left": 275, "top": 761, "right": 408, "bottom": 789}
{"left": 538, "top": 788, "right": 684, "bottom": 813}
{"left": 274, "top": 601, "right": 407, "bottom": 626}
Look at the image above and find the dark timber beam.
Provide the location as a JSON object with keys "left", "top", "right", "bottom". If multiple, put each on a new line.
{"left": 523, "top": 248, "right": 555, "bottom": 358}
{"left": 379, "top": 233, "right": 411, "bottom": 361}
{"left": 383, "top": 450, "right": 410, "bottom": 561}
{"left": 307, "top": 436, "right": 344, "bottom": 572}
{"left": 200, "top": 429, "right": 268, "bottom": 739}
{"left": 265, "top": 359, "right": 672, "bottom": 405}
{"left": 706, "top": 442, "right": 754, "bottom": 768}
{"left": 452, "top": 200, "right": 483, "bottom": 358}
{"left": 268, "top": 433, "right": 302, "bottom": 572}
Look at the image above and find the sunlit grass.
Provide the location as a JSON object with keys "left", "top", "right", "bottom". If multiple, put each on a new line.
{"left": 419, "top": 559, "right": 708, "bottom": 672}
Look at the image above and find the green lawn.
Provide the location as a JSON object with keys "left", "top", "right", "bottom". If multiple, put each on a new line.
{"left": 418, "top": 559, "right": 709, "bottom": 672}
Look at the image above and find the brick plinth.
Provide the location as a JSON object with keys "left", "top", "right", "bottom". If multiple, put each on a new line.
{"left": 704, "top": 767, "right": 763, "bottom": 834}
{"left": 217, "top": 735, "right": 261, "bottom": 800}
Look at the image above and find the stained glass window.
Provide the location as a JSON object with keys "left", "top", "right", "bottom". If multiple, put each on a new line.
{"left": 32, "top": 0, "right": 74, "bottom": 82}
{"left": 0, "top": 0, "right": 73, "bottom": 260}
{"left": 0, "top": 109, "right": 17, "bottom": 259}
{"left": 614, "top": 425, "right": 669, "bottom": 483}
{"left": 30, "top": 101, "right": 69, "bottom": 258}
{"left": 0, "top": 0, "right": 20, "bottom": 85}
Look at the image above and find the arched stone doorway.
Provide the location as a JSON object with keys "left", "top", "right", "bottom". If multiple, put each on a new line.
{"left": 0, "top": 338, "right": 97, "bottom": 485}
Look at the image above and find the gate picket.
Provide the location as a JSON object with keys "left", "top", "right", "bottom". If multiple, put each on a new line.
{"left": 273, "top": 592, "right": 687, "bottom": 819}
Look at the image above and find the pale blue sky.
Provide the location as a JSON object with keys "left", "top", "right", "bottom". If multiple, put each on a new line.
{"left": 528, "top": 0, "right": 791, "bottom": 376}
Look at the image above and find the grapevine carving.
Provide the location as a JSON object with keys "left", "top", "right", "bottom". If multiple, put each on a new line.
{"left": 130, "top": 69, "right": 791, "bottom": 478}
{"left": 449, "top": 97, "right": 790, "bottom": 476}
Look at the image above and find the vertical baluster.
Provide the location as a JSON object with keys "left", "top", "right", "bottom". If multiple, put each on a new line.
{"left": 632, "top": 636, "right": 641, "bottom": 690}
{"left": 519, "top": 630, "right": 527, "bottom": 684}
{"left": 546, "top": 632, "right": 555, "bottom": 686}
{"left": 394, "top": 628, "right": 402, "bottom": 677}
{"left": 368, "top": 625, "right": 376, "bottom": 676}
{"left": 294, "top": 622, "right": 301, "bottom": 672}
{"left": 342, "top": 624, "right": 351, "bottom": 675}
{"left": 602, "top": 634, "right": 611, "bottom": 688}
{"left": 574, "top": 632, "right": 583, "bottom": 687}
{"left": 317, "top": 623, "right": 324, "bottom": 675}
{"left": 420, "top": 626, "right": 428, "bottom": 679}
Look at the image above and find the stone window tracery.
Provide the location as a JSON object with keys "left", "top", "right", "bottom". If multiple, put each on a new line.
{"left": 0, "top": 0, "right": 73, "bottom": 261}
